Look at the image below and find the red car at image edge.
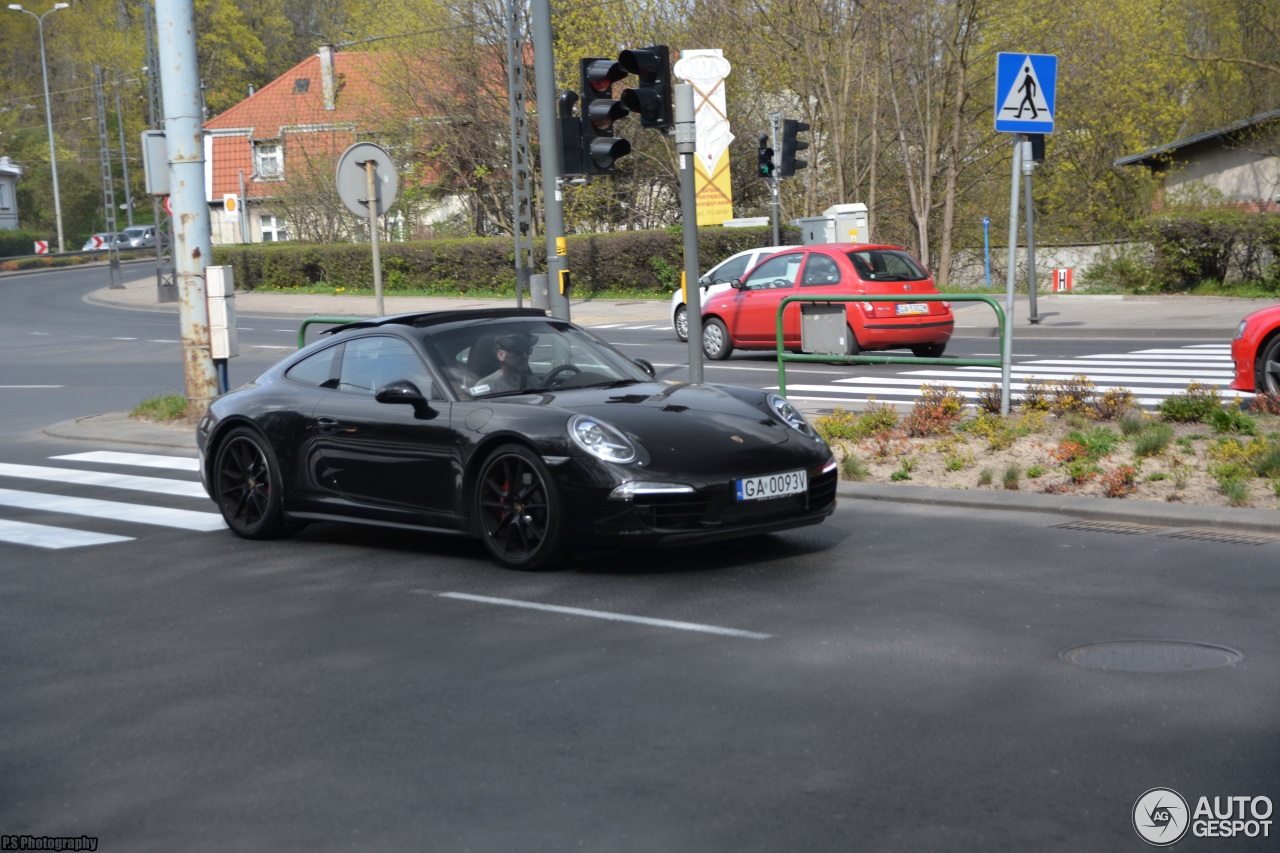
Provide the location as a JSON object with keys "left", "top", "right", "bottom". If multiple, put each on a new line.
{"left": 699, "top": 244, "right": 954, "bottom": 361}
{"left": 1231, "top": 303, "right": 1280, "bottom": 395}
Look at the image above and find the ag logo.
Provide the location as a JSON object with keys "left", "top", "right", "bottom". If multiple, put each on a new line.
{"left": 1134, "top": 788, "right": 1190, "bottom": 846}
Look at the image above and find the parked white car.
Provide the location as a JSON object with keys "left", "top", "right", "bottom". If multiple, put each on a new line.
{"left": 81, "top": 232, "right": 131, "bottom": 252}
{"left": 671, "top": 245, "right": 799, "bottom": 341}
{"left": 124, "top": 225, "right": 157, "bottom": 249}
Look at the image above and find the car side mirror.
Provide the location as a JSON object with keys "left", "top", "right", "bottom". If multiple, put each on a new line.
{"left": 633, "top": 358, "right": 656, "bottom": 379}
{"left": 730, "top": 277, "right": 745, "bottom": 290}
{"left": 375, "top": 380, "right": 436, "bottom": 419}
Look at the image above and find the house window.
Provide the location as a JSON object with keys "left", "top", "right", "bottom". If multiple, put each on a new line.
{"left": 261, "top": 215, "right": 288, "bottom": 242}
{"left": 0, "top": 182, "right": 9, "bottom": 210}
{"left": 255, "top": 143, "right": 283, "bottom": 180}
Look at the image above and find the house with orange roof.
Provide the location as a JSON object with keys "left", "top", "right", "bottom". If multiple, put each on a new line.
{"left": 203, "top": 45, "right": 461, "bottom": 245}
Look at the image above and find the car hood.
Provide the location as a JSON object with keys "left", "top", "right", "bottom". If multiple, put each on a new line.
{"left": 549, "top": 382, "right": 799, "bottom": 463}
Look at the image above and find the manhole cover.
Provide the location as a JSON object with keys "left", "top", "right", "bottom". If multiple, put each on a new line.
{"left": 1061, "top": 641, "right": 1243, "bottom": 672}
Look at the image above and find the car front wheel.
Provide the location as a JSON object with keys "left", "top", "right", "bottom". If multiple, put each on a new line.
{"left": 703, "top": 317, "right": 733, "bottom": 360}
{"left": 674, "top": 304, "right": 688, "bottom": 342}
{"left": 474, "top": 444, "right": 564, "bottom": 570}
{"left": 213, "top": 427, "right": 296, "bottom": 539}
{"left": 1258, "top": 334, "right": 1280, "bottom": 394}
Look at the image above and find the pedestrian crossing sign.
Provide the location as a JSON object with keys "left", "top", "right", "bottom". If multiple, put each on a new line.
{"left": 995, "top": 53, "right": 1057, "bottom": 134}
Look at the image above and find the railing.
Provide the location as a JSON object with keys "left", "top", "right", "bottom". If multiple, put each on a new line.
{"left": 298, "top": 316, "right": 365, "bottom": 349}
{"left": 774, "top": 293, "right": 1012, "bottom": 412}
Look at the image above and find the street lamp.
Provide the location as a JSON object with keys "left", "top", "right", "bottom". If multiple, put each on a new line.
{"left": 7, "top": 2, "right": 70, "bottom": 254}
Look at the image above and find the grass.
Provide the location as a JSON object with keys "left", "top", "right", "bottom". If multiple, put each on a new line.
{"left": 130, "top": 394, "right": 188, "bottom": 422}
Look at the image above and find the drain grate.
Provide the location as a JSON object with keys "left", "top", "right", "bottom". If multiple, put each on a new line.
{"left": 1162, "top": 528, "right": 1280, "bottom": 546}
{"left": 1052, "top": 520, "right": 1167, "bottom": 536}
{"left": 1061, "top": 641, "right": 1244, "bottom": 672}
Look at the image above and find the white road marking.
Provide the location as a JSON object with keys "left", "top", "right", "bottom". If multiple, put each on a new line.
{"left": 0, "top": 463, "right": 207, "bottom": 498}
{"left": 52, "top": 451, "right": 200, "bottom": 471}
{"left": 0, "top": 518, "right": 133, "bottom": 549}
{"left": 251, "top": 345, "right": 293, "bottom": 350}
{"left": 0, "top": 385, "right": 63, "bottom": 389}
{"left": 437, "top": 592, "right": 772, "bottom": 639}
{"left": 0, "top": 488, "right": 225, "bottom": 531}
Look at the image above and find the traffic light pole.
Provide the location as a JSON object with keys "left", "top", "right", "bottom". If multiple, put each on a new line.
{"left": 675, "top": 84, "right": 703, "bottom": 384}
{"left": 530, "top": 0, "right": 570, "bottom": 320}
{"left": 769, "top": 112, "right": 782, "bottom": 245}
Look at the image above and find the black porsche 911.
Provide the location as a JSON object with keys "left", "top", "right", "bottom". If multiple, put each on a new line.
{"left": 196, "top": 308, "right": 838, "bottom": 570}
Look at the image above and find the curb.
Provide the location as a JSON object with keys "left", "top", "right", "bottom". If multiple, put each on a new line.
{"left": 838, "top": 482, "right": 1280, "bottom": 535}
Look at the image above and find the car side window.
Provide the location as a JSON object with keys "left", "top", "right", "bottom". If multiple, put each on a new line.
{"left": 285, "top": 343, "right": 342, "bottom": 388}
{"left": 337, "top": 336, "right": 435, "bottom": 398}
{"left": 800, "top": 254, "right": 842, "bottom": 287}
{"left": 741, "top": 253, "right": 803, "bottom": 290}
{"left": 708, "top": 254, "right": 751, "bottom": 284}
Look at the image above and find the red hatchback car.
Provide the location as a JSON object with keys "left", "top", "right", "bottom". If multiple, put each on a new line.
{"left": 1230, "top": 302, "right": 1280, "bottom": 395}
{"left": 700, "top": 244, "right": 954, "bottom": 360}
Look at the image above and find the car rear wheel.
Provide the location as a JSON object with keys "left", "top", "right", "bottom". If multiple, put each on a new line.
{"left": 213, "top": 427, "right": 296, "bottom": 539}
{"left": 474, "top": 444, "right": 564, "bottom": 570}
{"left": 911, "top": 342, "right": 946, "bottom": 359}
{"left": 674, "top": 304, "right": 688, "bottom": 342}
{"left": 843, "top": 324, "right": 862, "bottom": 356}
{"left": 703, "top": 317, "right": 733, "bottom": 360}
{"left": 1257, "top": 334, "right": 1280, "bottom": 394}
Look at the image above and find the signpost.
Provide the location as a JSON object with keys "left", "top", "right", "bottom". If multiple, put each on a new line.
{"left": 994, "top": 52, "right": 1057, "bottom": 405}
{"left": 336, "top": 142, "right": 399, "bottom": 317}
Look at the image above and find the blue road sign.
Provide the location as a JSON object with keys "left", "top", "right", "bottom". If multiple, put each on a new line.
{"left": 995, "top": 53, "right": 1057, "bottom": 134}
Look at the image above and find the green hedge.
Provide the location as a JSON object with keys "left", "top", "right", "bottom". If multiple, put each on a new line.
{"left": 212, "top": 226, "right": 800, "bottom": 297}
{"left": 0, "top": 230, "right": 53, "bottom": 259}
{"left": 1147, "top": 210, "right": 1280, "bottom": 293}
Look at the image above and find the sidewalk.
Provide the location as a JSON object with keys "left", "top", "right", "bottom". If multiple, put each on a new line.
{"left": 91, "top": 267, "right": 1273, "bottom": 338}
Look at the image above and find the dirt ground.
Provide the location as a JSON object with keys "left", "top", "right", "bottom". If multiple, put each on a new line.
{"left": 823, "top": 412, "right": 1280, "bottom": 512}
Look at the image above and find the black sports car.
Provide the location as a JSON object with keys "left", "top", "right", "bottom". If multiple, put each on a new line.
{"left": 196, "top": 309, "right": 838, "bottom": 569}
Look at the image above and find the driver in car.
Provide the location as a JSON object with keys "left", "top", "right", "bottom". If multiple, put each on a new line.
{"left": 474, "top": 332, "right": 536, "bottom": 394}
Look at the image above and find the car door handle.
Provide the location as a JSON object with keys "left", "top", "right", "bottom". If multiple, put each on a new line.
{"left": 317, "top": 417, "right": 341, "bottom": 434}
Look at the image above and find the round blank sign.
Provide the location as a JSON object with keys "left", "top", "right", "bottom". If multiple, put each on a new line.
{"left": 336, "top": 142, "right": 399, "bottom": 217}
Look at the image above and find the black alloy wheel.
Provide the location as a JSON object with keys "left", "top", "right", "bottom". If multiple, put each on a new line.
{"left": 702, "top": 317, "right": 733, "bottom": 360}
{"left": 474, "top": 444, "right": 563, "bottom": 570}
{"left": 213, "top": 427, "right": 295, "bottom": 539}
{"left": 911, "top": 342, "right": 946, "bottom": 359}
{"left": 1258, "top": 334, "right": 1280, "bottom": 394}
{"left": 674, "top": 304, "right": 689, "bottom": 342}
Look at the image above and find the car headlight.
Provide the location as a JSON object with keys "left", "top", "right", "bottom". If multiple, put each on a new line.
{"left": 1234, "top": 320, "right": 1248, "bottom": 340}
{"left": 569, "top": 415, "right": 637, "bottom": 463}
{"left": 768, "top": 393, "right": 813, "bottom": 435}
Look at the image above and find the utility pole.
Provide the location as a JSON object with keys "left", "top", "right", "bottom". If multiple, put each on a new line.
{"left": 155, "top": 0, "right": 218, "bottom": 414}
{"left": 675, "top": 84, "right": 703, "bottom": 383}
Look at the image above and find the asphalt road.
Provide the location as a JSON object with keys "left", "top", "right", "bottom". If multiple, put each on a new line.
{"left": 3, "top": 265, "right": 1278, "bottom": 851}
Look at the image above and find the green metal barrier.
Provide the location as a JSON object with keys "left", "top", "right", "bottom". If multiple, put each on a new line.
{"left": 298, "top": 316, "right": 366, "bottom": 349}
{"left": 773, "top": 293, "right": 1009, "bottom": 406}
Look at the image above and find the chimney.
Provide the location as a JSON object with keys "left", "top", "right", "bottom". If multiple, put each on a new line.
{"left": 319, "top": 44, "right": 337, "bottom": 111}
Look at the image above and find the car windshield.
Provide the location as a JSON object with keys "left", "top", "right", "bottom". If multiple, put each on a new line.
{"left": 424, "top": 319, "right": 652, "bottom": 400}
{"left": 846, "top": 249, "right": 928, "bottom": 281}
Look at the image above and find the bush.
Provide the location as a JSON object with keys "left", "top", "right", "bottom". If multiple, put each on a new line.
{"left": 902, "top": 384, "right": 965, "bottom": 437}
{"left": 213, "top": 225, "right": 800, "bottom": 297}
{"left": 1158, "top": 382, "right": 1223, "bottom": 423}
{"left": 1145, "top": 210, "right": 1248, "bottom": 293}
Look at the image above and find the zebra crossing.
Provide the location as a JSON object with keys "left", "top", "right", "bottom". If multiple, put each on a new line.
{"left": 776, "top": 343, "right": 1244, "bottom": 409}
{"left": 0, "top": 450, "right": 223, "bottom": 550}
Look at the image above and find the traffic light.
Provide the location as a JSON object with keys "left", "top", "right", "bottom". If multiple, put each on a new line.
{"left": 619, "top": 45, "right": 672, "bottom": 130}
{"left": 757, "top": 134, "right": 775, "bottom": 178}
{"left": 558, "top": 90, "right": 584, "bottom": 176}
{"left": 779, "top": 118, "right": 810, "bottom": 177}
{"left": 579, "top": 57, "right": 631, "bottom": 174}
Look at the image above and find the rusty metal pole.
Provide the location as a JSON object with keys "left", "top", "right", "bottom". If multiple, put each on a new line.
{"left": 155, "top": 0, "right": 218, "bottom": 415}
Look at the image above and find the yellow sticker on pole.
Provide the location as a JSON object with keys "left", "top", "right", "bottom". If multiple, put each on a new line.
{"left": 556, "top": 237, "right": 567, "bottom": 256}
{"left": 680, "top": 270, "right": 687, "bottom": 303}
